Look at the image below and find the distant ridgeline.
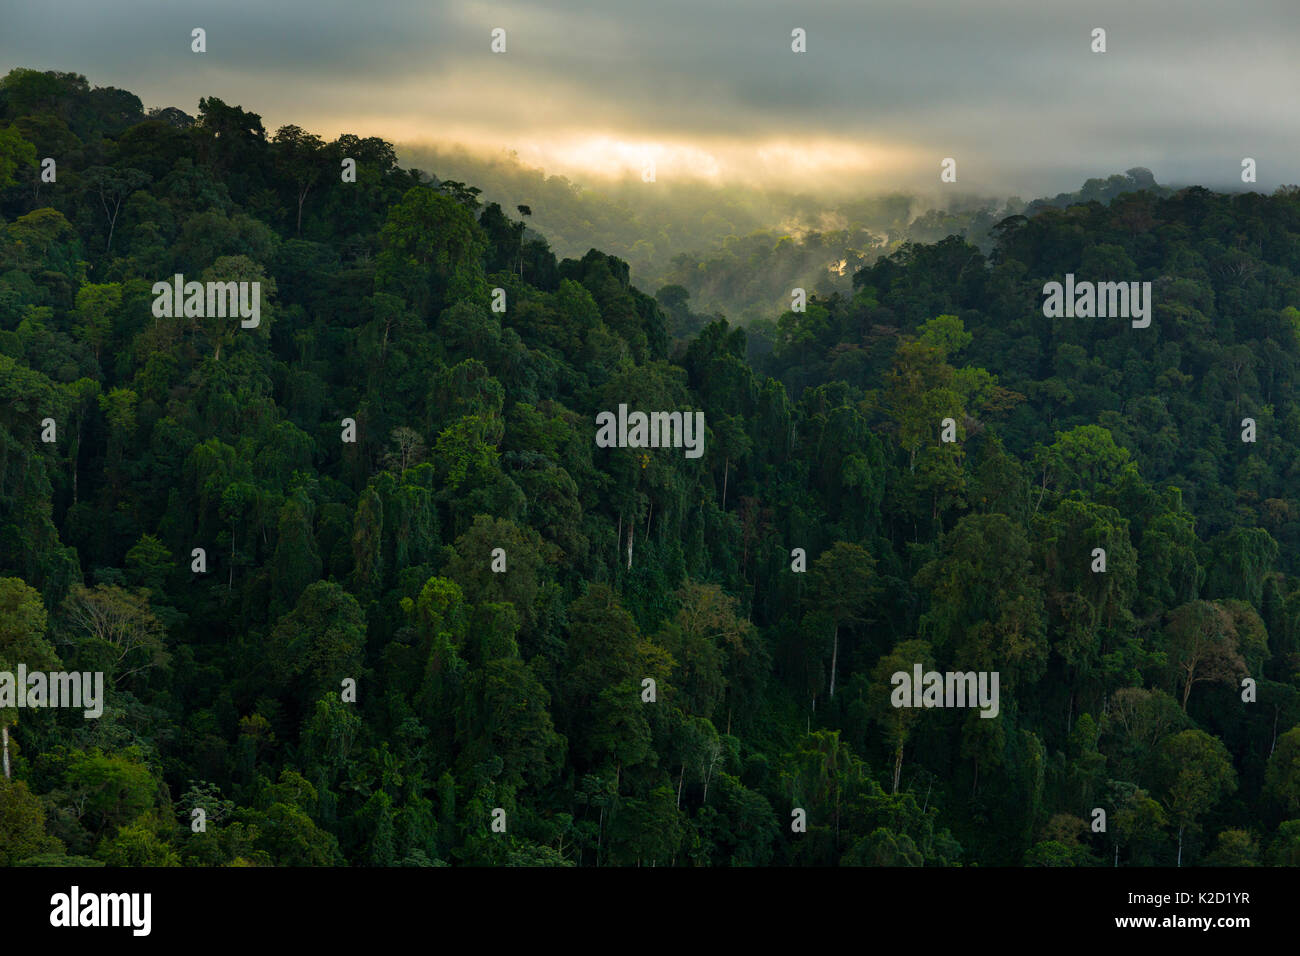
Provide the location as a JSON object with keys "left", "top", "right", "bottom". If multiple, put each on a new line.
{"left": 401, "top": 146, "right": 1173, "bottom": 328}
{"left": 1, "top": 67, "right": 1300, "bottom": 870}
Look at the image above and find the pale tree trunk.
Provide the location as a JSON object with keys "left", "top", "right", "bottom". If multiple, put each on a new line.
{"left": 627, "top": 523, "right": 633, "bottom": 570}
{"left": 829, "top": 625, "right": 839, "bottom": 699}
{"left": 71, "top": 436, "right": 79, "bottom": 504}
{"left": 102, "top": 194, "right": 123, "bottom": 257}
{"left": 702, "top": 744, "right": 722, "bottom": 804}
{"left": 2, "top": 724, "right": 10, "bottom": 779}
{"left": 1181, "top": 665, "right": 1196, "bottom": 711}
{"left": 1177, "top": 825, "right": 1184, "bottom": 867}
{"left": 722, "top": 459, "right": 729, "bottom": 510}
{"left": 892, "top": 744, "right": 903, "bottom": 794}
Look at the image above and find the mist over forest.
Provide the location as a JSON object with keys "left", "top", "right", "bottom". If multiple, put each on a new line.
{"left": 402, "top": 145, "right": 1184, "bottom": 322}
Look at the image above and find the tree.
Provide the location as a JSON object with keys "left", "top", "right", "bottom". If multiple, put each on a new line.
{"left": 61, "top": 748, "right": 161, "bottom": 838}
{"left": 270, "top": 497, "right": 322, "bottom": 617}
{"left": 376, "top": 186, "right": 487, "bottom": 314}
{"left": 870, "top": 639, "right": 935, "bottom": 792}
{"left": 381, "top": 426, "right": 426, "bottom": 473}
{"left": 1265, "top": 726, "right": 1300, "bottom": 817}
{"left": 442, "top": 516, "right": 547, "bottom": 630}
{"left": 0, "top": 778, "right": 62, "bottom": 863}
{"left": 272, "top": 124, "right": 327, "bottom": 235}
{"left": 0, "top": 577, "right": 60, "bottom": 778}
{"left": 268, "top": 582, "right": 367, "bottom": 710}
{"left": 916, "top": 513, "right": 1048, "bottom": 689}
{"left": 806, "top": 542, "right": 877, "bottom": 701}
{"left": 1030, "top": 425, "right": 1133, "bottom": 512}
{"left": 72, "top": 283, "right": 121, "bottom": 364}
{"left": 96, "top": 812, "right": 181, "bottom": 866}
{"left": 61, "top": 584, "right": 167, "bottom": 686}
{"left": 1204, "top": 829, "right": 1258, "bottom": 866}
{"left": 1108, "top": 782, "right": 1168, "bottom": 866}
{"left": 0, "top": 124, "right": 36, "bottom": 189}
{"left": 605, "top": 785, "right": 684, "bottom": 866}
{"left": 1157, "top": 730, "right": 1237, "bottom": 866}
{"left": 1164, "top": 601, "right": 1248, "bottom": 711}
{"left": 82, "top": 166, "right": 151, "bottom": 258}
{"left": 463, "top": 658, "right": 565, "bottom": 791}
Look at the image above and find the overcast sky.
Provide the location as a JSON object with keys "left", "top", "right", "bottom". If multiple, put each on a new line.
{"left": 3, "top": 0, "right": 1298, "bottom": 196}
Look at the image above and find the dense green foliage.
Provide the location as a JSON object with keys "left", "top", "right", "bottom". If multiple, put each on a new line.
{"left": 2, "top": 68, "right": 1300, "bottom": 867}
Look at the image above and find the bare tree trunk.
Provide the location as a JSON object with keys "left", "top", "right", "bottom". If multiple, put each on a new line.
{"left": 892, "top": 745, "right": 903, "bottom": 794}
{"left": 627, "top": 522, "right": 633, "bottom": 570}
{"left": 676, "top": 764, "right": 684, "bottom": 809}
{"left": 702, "top": 746, "right": 721, "bottom": 804}
{"left": 102, "top": 196, "right": 122, "bottom": 257}
{"left": 722, "top": 458, "right": 729, "bottom": 510}
{"left": 2, "top": 724, "right": 9, "bottom": 779}
{"left": 71, "top": 436, "right": 79, "bottom": 504}
{"left": 1177, "top": 825, "right": 1184, "bottom": 867}
{"left": 829, "top": 625, "right": 839, "bottom": 699}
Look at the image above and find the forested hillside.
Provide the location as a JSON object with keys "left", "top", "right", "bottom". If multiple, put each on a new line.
{"left": 403, "top": 143, "right": 1031, "bottom": 322}
{"left": 3, "top": 68, "right": 1300, "bottom": 868}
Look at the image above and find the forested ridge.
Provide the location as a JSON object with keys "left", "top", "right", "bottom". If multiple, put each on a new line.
{"left": 3, "top": 68, "right": 1300, "bottom": 868}
{"left": 403, "top": 148, "right": 1177, "bottom": 326}
{"left": 401, "top": 142, "right": 1035, "bottom": 323}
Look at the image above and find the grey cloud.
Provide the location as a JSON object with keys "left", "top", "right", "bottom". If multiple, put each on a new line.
{"left": 2, "top": 0, "right": 1297, "bottom": 194}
